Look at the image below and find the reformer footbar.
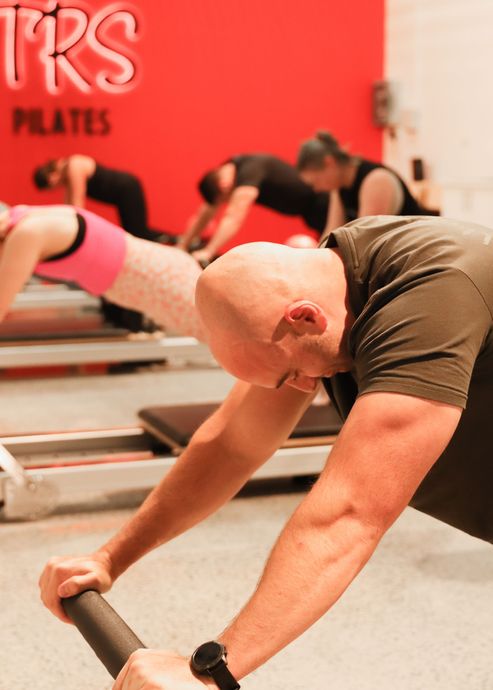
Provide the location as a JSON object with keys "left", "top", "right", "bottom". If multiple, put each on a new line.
{"left": 62, "top": 590, "right": 146, "bottom": 679}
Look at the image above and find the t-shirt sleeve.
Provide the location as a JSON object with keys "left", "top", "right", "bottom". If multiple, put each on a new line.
{"left": 352, "top": 270, "right": 491, "bottom": 408}
{"left": 234, "top": 158, "right": 265, "bottom": 189}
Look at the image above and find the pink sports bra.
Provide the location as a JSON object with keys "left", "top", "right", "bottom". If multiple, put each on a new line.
{"left": 7, "top": 205, "right": 127, "bottom": 295}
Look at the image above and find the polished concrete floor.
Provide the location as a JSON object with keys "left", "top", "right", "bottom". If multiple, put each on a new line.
{"left": 0, "top": 364, "right": 233, "bottom": 434}
{"left": 1, "top": 366, "right": 493, "bottom": 690}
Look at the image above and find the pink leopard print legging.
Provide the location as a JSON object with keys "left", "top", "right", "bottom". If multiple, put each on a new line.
{"left": 104, "top": 235, "right": 204, "bottom": 340}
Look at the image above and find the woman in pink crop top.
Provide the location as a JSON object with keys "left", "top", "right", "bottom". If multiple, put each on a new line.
{"left": 0, "top": 203, "right": 204, "bottom": 340}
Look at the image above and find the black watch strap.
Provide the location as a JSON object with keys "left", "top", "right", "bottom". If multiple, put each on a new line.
{"left": 209, "top": 659, "right": 240, "bottom": 690}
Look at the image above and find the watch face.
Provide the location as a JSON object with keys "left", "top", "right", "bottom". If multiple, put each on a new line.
{"left": 192, "top": 641, "right": 225, "bottom": 673}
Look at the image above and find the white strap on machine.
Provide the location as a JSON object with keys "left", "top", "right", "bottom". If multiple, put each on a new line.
{"left": 0, "top": 443, "right": 29, "bottom": 487}
{"left": 0, "top": 443, "right": 59, "bottom": 520}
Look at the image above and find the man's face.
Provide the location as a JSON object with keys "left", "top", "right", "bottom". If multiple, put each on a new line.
{"left": 209, "top": 330, "right": 336, "bottom": 393}
{"left": 270, "top": 334, "right": 340, "bottom": 392}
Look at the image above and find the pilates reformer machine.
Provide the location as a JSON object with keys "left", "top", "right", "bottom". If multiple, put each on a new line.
{"left": 0, "top": 402, "right": 342, "bottom": 520}
{"left": 0, "top": 332, "right": 213, "bottom": 369}
{"left": 12, "top": 284, "right": 100, "bottom": 312}
{"left": 4, "top": 280, "right": 104, "bottom": 340}
{"left": 2, "top": 282, "right": 213, "bottom": 369}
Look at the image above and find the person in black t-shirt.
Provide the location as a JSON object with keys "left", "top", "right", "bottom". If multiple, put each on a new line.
{"left": 40, "top": 216, "right": 493, "bottom": 687}
{"left": 297, "top": 130, "right": 434, "bottom": 238}
{"left": 177, "top": 154, "right": 329, "bottom": 265}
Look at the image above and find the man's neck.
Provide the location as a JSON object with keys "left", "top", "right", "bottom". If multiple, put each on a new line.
{"left": 318, "top": 248, "right": 354, "bottom": 371}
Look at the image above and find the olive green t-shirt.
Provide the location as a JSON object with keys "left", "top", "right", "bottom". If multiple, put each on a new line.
{"left": 322, "top": 215, "right": 493, "bottom": 543}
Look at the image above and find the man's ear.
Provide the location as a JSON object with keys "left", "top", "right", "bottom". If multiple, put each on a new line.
{"left": 284, "top": 300, "right": 328, "bottom": 335}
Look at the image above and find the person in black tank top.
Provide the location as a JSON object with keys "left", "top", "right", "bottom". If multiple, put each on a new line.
{"left": 297, "top": 130, "right": 436, "bottom": 238}
{"left": 176, "top": 154, "right": 330, "bottom": 265}
{"left": 33, "top": 154, "right": 167, "bottom": 331}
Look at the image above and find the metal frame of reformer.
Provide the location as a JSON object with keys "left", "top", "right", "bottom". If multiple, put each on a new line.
{"left": 11, "top": 288, "right": 100, "bottom": 312}
{"left": 0, "top": 335, "right": 213, "bottom": 367}
{"left": 5, "top": 281, "right": 213, "bottom": 367}
{"left": 0, "top": 427, "right": 334, "bottom": 511}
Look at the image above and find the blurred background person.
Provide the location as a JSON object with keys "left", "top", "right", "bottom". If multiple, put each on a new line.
{"left": 177, "top": 154, "right": 330, "bottom": 264}
{"left": 33, "top": 155, "right": 171, "bottom": 330}
{"left": 297, "top": 130, "right": 435, "bottom": 237}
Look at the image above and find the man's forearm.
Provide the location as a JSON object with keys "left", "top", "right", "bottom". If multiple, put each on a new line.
{"left": 179, "top": 206, "right": 216, "bottom": 249}
{"left": 204, "top": 215, "right": 242, "bottom": 256}
{"left": 218, "top": 492, "right": 383, "bottom": 679}
{"left": 179, "top": 218, "right": 206, "bottom": 249}
{"left": 98, "top": 382, "right": 313, "bottom": 581}
{"left": 216, "top": 391, "right": 457, "bottom": 680}
{"left": 98, "top": 437, "right": 263, "bottom": 580}
{"left": 202, "top": 188, "right": 257, "bottom": 256}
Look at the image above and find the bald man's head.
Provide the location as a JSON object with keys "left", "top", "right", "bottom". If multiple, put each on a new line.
{"left": 197, "top": 243, "right": 294, "bottom": 339}
{"left": 196, "top": 242, "right": 353, "bottom": 390}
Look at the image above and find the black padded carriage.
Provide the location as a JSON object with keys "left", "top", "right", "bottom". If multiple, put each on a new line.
{"left": 138, "top": 402, "right": 343, "bottom": 453}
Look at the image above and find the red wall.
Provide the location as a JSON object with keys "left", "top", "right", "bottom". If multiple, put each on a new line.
{"left": 1, "top": 0, "right": 384, "bottom": 249}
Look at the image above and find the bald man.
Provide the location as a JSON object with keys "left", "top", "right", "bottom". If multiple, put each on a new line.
{"left": 39, "top": 215, "right": 493, "bottom": 689}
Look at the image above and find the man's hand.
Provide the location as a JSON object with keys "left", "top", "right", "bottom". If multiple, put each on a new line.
{"left": 38, "top": 551, "right": 114, "bottom": 624}
{"left": 113, "top": 649, "right": 214, "bottom": 690}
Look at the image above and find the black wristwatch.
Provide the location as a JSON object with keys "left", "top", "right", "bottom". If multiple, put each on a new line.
{"left": 190, "top": 640, "right": 240, "bottom": 690}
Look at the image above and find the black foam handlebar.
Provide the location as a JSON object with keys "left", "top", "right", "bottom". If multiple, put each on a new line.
{"left": 62, "top": 590, "right": 146, "bottom": 679}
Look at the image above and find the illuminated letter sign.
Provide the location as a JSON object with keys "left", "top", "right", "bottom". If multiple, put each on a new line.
{"left": 0, "top": 0, "right": 141, "bottom": 94}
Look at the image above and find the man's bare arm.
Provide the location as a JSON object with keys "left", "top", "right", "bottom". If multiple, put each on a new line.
{"left": 218, "top": 391, "right": 461, "bottom": 679}
{"left": 100, "top": 381, "right": 313, "bottom": 575}
{"left": 198, "top": 186, "right": 259, "bottom": 259}
{"left": 177, "top": 203, "right": 217, "bottom": 251}
{"left": 39, "top": 381, "right": 314, "bottom": 620}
